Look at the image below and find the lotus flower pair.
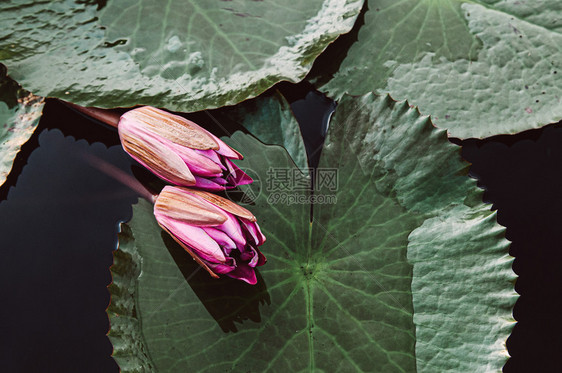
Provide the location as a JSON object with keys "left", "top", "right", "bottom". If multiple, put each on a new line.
{"left": 116, "top": 106, "right": 266, "bottom": 284}
{"left": 154, "top": 186, "right": 266, "bottom": 284}
{"left": 118, "top": 106, "right": 252, "bottom": 190}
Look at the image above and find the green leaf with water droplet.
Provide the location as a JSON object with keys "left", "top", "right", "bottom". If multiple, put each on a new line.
{"left": 0, "top": 0, "right": 363, "bottom": 112}
{"left": 317, "top": 0, "right": 562, "bottom": 139}
{"left": 109, "top": 93, "right": 515, "bottom": 372}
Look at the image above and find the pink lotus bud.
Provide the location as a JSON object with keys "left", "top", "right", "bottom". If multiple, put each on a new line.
{"left": 118, "top": 106, "right": 252, "bottom": 190}
{"left": 154, "top": 186, "right": 266, "bottom": 284}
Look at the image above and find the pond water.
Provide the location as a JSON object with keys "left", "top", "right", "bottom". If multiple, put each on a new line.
{"left": 0, "top": 100, "right": 137, "bottom": 371}
{"left": 458, "top": 123, "right": 562, "bottom": 372}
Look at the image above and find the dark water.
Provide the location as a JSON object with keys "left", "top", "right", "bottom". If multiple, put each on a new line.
{"left": 0, "top": 89, "right": 559, "bottom": 372}
{"left": 0, "top": 100, "right": 139, "bottom": 372}
{"left": 455, "top": 123, "right": 562, "bottom": 373}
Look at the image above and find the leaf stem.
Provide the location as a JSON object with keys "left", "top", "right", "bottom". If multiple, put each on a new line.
{"left": 83, "top": 153, "right": 157, "bottom": 203}
{"left": 60, "top": 99, "right": 121, "bottom": 128}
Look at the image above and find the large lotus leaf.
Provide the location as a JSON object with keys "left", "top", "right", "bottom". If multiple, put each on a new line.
{"left": 108, "top": 93, "right": 516, "bottom": 372}
{"left": 0, "top": 67, "right": 44, "bottom": 188}
{"left": 319, "top": 0, "right": 562, "bottom": 139}
{"left": 0, "top": 0, "right": 363, "bottom": 112}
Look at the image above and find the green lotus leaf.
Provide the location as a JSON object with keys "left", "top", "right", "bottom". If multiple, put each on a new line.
{"left": 0, "top": 66, "right": 44, "bottom": 188}
{"left": 221, "top": 91, "right": 307, "bottom": 171}
{"left": 108, "top": 93, "right": 516, "bottom": 372}
{"left": 0, "top": 0, "right": 363, "bottom": 112}
{"left": 319, "top": 0, "right": 562, "bottom": 139}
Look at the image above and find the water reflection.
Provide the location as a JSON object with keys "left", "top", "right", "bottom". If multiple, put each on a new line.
{"left": 162, "top": 232, "right": 271, "bottom": 333}
{"left": 131, "top": 164, "right": 167, "bottom": 196}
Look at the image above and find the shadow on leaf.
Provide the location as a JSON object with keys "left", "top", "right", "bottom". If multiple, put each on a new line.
{"left": 161, "top": 231, "right": 271, "bottom": 333}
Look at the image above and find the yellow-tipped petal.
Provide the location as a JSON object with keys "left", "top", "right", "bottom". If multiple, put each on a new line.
{"left": 186, "top": 189, "right": 257, "bottom": 222}
{"left": 124, "top": 106, "right": 219, "bottom": 150}
{"left": 155, "top": 186, "right": 228, "bottom": 226}
{"left": 120, "top": 128, "right": 196, "bottom": 186}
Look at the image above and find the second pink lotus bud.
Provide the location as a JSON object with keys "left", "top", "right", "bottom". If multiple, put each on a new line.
{"left": 154, "top": 186, "right": 266, "bottom": 285}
